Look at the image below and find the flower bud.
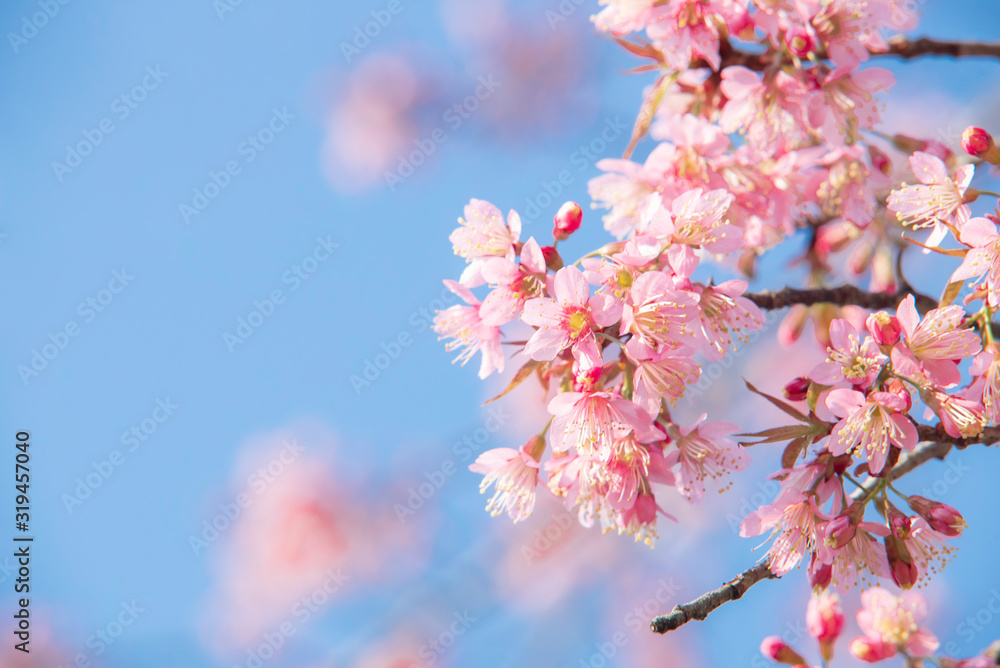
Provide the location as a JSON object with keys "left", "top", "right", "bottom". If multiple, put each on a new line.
{"left": 907, "top": 495, "right": 967, "bottom": 537}
{"left": 823, "top": 514, "right": 857, "bottom": 550}
{"left": 850, "top": 636, "right": 897, "bottom": 663}
{"left": 553, "top": 201, "right": 583, "bottom": 240}
{"left": 866, "top": 311, "right": 901, "bottom": 346}
{"left": 785, "top": 27, "right": 814, "bottom": 58}
{"left": 885, "top": 502, "right": 912, "bottom": 540}
{"left": 761, "top": 637, "right": 808, "bottom": 665}
{"left": 885, "top": 534, "right": 919, "bottom": 590}
{"left": 808, "top": 552, "right": 833, "bottom": 590}
{"left": 868, "top": 145, "right": 892, "bottom": 176}
{"left": 807, "top": 590, "right": 844, "bottom": 662}
{"left": 541, "top": 245, "right": 564, "bottom": 271}
{"left": 962, "top": 127, "right": 1000, "bottom": 165}
{"left": 784, "top": 377, "right": 811, "bottom": 402}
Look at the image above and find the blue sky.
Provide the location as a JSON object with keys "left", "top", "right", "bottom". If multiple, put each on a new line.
{"left": 1, "top": 1, "right": 999, "bottom": 667}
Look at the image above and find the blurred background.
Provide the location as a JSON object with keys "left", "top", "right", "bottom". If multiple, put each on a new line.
{"left": 1, "top": 0, "right": 999, "bottom": 666}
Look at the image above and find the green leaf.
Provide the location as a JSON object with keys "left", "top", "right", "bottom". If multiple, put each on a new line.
{"left": 745, "top": 380, "right": 809, "bottom": 422}
{"left": 484, "top": 360, "right": 542, "bottom": 405}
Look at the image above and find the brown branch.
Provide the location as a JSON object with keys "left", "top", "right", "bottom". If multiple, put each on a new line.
{"left": 719, "top": 37, "right": 1000, "bottom": 72}
{"left": 744, "top": 285, "right": 937, "bottom": 313}
{"left": 651, "top": 428, "right": 998, "bottom": 635}
{"left": 882, "top": 36, "right": 1000, "bottom": 61}
{"left": 650, "top": 563, "right": 777, "bottom": 634}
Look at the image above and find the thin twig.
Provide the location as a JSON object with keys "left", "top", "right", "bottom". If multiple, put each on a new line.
{"left": 650, "top": 429, "right": 998, "bottom": 635}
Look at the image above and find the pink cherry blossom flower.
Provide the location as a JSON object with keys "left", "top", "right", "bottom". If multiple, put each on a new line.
{"left": 614, "top": 491, "right": 668, "bottom": 547}
{"left": 592, "top": 0, "right": 670, "bottom": 37}
{"left": 547, "top": 390, "right": 654, "bottom": 459}
{"left": 621, "top": 270, "right": 701, "bottom": 353}
{"left": 720, "top": 66, "right": 810, "bottom": 155}
{"left": 643, "top": 188, "right": 742, "bottom": 254}
{"left": 627, "top": 339, "right": 701, "bottom": 412}
{"left": 469, "top": 444, "right": 541, "bottom": 522}
{"left": 896, "top": 294, "right": 982, "bottom": 387}
{"left": 449, "top": 199, "right": 522, "bottom": 287}
{"left": 970, "top": 346, "right": 1000, "bottom": 421}
{"left": 433, "top": 280, "right": 504, "bottom": 379}
{"left": 887, "top": 152, "right": 974, "bottom": 248}
{"left": 644, "top": 0, "right": 747, "bottom": 71}
{"left": 581, "top": 236, "right": 661, "bottom": 306}
{"left": 695, "top": 280, "right": 765, "bottom": 361}
{"left": 589, "top": 151, "right": 667, "bottom": 238}
{"left": 826, "top": 388, "right": 918, "bottom": 474}
{"left": 951, "top": 216, "right": 1000, "bottom": 307}
{"left": 807, "top": 590, "right": 844, "bottom": 645}
{"left": 919, "top": 387, "right": 987, "bottom": 439}
{"left": 522, "top": 266, "right": 622, "bottom": 367}
{"left": 855, "top": 588, "right": 940, "bottom": 658}
{"left": 810, "top": 319, "right": 886, "bottom": 388}
{"left": 667, "top": 416, "right": 748, "bottom": 502}
{"left": 479, "top": 237, "right": 548, "bottom": 325}
{"left": 741, "top": 487, "right": 822, "bottom": 575}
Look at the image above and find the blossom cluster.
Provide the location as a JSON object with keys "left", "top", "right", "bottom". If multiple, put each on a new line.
{"left": 436, "top": 194, "right": 762, "bottom": 545}
{"left": 434, "top": 0, "right": 996, "bottom": 602}
{"left": 761, "top": 587, "right": 999, "bottom": 668}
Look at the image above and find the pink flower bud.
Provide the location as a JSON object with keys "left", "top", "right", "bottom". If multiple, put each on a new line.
{"left": 808, "top": 553, "right": 832, "bottom": 590}
{"left": 885, "top": 535, "right": 919, "bottom": 590}
{"left": 886, "top": 503, "right": 912, "bottom": 540}
{"left": 868, "top": 145, "right": 892, "bottom": 176}
{"left": 962, "top": 127, "right": 1000, "bottom": 164}
{"left": 907, "top": 495, "right": 967, "bottom": 537}
{"left": 815, "top": 221, "right": 855, "bottom": 258}
{"left": 850, "top": 636, "right": 898, "bottom": 663}
{"left": 761, "top": 637, "right": 808, "bottom": 665}
{"left": 785, "top": 27, "right": 814, "bottom": 57}
{"left": 553, "top": 202, "right": 583, "bottom": 240}
{"left": 807, "top": 590, "right": 844, "bottom": 662}
{"left": 541, "top": 245, "right": 564, "bottom": 271}
{"left": 866, "top": 311, "right": 901, "bottom": 346}
{"left": 823, "top": 514, "right": 857, "bottom": 550}
{"left": 783, "top": 377, "right": 810, "bottom": 402}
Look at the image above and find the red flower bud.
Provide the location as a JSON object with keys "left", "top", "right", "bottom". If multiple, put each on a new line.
{"left": 884, "top": 534, "right": 919, "bottom": 590}
{"left": 907, "top": 495, "right": 967, "bottom": 537}
{"left": 553, "top": 202, "right": 583, "bottom": 241}
{"left": 761, "top": 637, "right": 808, "bottom": 665}
{"left": 868, "top": 145, "right": 892, "bottom": 176}
{"left": 866, "top": 311, "right": 901, "bottom": 346}
{"left": 541, "top": 245, "right": 564, "bottom": 271}
{"left": 783, "top": 377, "right": 811, "bottom": 402}
{"left": 962, "top": 127, "right": 1000, "bottom": 164}
{"left": 808, "top": 551, "right": 833, "bottom": 589}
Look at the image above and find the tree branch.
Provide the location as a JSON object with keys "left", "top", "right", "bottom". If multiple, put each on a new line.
{"left": 882, "top": 36, "right": 1000, "bottom": 61}
{"left": 650, "top": 428, "right": 998, "bottom": 635}
{"left": 743, "top": 285, "right": 937, "bottom": 313}
{"left": 650, "top": 563, "right": 777, "bottom": 634}
{"left": 718, "top": 37, "right": 1000, "bottom": 72}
